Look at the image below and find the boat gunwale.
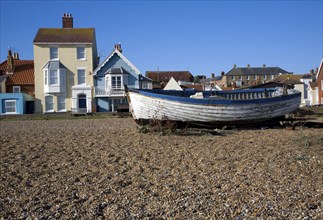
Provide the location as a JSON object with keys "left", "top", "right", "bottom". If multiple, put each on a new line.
{"left": 128, "top": 89, "right": 301, "bottom": 106}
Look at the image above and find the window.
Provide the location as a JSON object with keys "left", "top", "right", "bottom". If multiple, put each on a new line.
{"left": 5, "top": 100, "right": 16, "bottom": 113}
{"left": 231, "top": 76, "right": 235, "bottom": 80}
{"left": 77, "top": 47, "right": 85, "bottom": 60}
{"left": 142, "top": 81, "right": 149, "bottom": 89}
{"left": 50, "top": 47, "right": 58, "bottom": 60}
{"left": 44, "top": 70, "right": 48, "bottom": 85}
{"left": 45, "top": 96, "right": 54, "bottom": 112}
{"left": 77, "top": 69, "right": 86, "bottom": 85}
{"left": 238, "top": 75, "right": 242, "bottom": 80}
{"left": 111, "top": 76, "right": 122, "bottom": 89}
{"left": 13, "top": 86, "right": 21, "bottom": 93}
{"left": 264, "top": 75, "right": 267, "bottom": 80}
{"left": 49, "top": 70, "right": 58, "bottom": 85}
{"left": 254, "top": 75, "right": 257, "bottom": 80}
{"left": 246, "top": 75, "right": 250, "bottom": 80}
{"left": 271, "top": 75, "right": 275, "bottom": 80}
{"left": 58, "top": 96, "right": 65, "bottom": 111}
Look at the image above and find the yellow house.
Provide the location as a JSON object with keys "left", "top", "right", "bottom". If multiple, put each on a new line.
{"left": 33, "top": 13, "right": 98, "bottom": 113}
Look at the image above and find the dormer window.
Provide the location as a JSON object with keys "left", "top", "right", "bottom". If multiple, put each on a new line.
{"left": 50, "top": 47, "right": 58, "bottom": 60}
{"left": 77, "top": 47, "right": 86, "bottom": 60}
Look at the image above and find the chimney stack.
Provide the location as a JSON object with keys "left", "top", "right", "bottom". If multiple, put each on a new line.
{"left": 310, "top": 69, "right": 314, "bottom": 75}
{"left": 62, "top": 13, "right": 73, "bottom": 28}
{"left": 114, "top": 43, "right": 122, "bottom": 53}
{"left": 211, "top": 73, "right": 215, "bottom": 78}
{"left": 233, "top": 64, "right": 237, "bottom": 68}
{"left": 6, "top": 49, "right": 14, "bottom": 74}
{"left": 221, "top": 71, "right": 225, "bottom": 76}
{"left": 13, "top": 52, "right": 20, "bottom": 60}
{"left": 247, "top": 64, "right": 250, "bottom": 68}
{"left": 263, "top": 64, "right": 266, "bottom": 68}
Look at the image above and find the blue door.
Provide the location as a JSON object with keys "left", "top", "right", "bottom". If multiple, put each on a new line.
{"left": 78, "top": 94, "right": 86, "bottom": 109}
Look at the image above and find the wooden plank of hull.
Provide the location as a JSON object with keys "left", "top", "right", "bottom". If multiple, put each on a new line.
{"left": 128, "top": 92, "right": 301, "bottom": 124}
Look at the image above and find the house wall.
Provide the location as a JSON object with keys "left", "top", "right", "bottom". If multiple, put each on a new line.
{"left": 0, "top": 93, "right": 24, "bottom": 115}
{"left": 95, "top": 54, "right": 139, "bottom": 89}
{"left": 294, "top": 84, "right": 305, "bottom": 107}
{"left": 226, "top": 74, "right": 279, "bottom": 87}
{"left": 318, "top": 77, "right": 323, "bottom": 105}
{"left": 6, "top": 85, "right": 35, "bottom": 97}
{"left": 0, "top": 81, "right": 5, "bottom": 93}
{"left": 34, "top": 43, "right": 95, "bottom": 113}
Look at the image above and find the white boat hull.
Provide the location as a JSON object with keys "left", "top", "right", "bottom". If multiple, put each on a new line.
{"left": 127, "top": 90, "right": 301, "bottom": 126}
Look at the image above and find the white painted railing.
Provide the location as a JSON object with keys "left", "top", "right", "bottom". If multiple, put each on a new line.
{"left": 95, "top": 87, "right": 125, "bottom": 97}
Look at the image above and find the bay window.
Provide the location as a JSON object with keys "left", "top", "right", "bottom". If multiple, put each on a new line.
{"left": 112, "top": 76, "right": 122, "bottom": 90}
{"left": 49, "top": 70, "right": 58, "bottom": 85}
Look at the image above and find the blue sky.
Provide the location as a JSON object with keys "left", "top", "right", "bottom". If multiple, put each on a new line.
{"left": 0, "top": 0, "right": 322, "bottom": 77}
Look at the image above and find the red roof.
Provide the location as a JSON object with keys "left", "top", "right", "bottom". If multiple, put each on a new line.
{"left": 146, "top": 71, "right": 194, "bottom": 82}
{"left": 182, "top": 84, "right": 204, "bottom": 91}
{"left": 0, "top": 59, "right": 34, "bottom": 85}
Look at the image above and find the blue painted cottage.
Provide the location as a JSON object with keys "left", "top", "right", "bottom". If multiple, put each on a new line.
{"left": 0, "top": 93, "right": 34, "bottom": 115}
{"left": 93, "top": 44, "right": 152, "bottom": 112}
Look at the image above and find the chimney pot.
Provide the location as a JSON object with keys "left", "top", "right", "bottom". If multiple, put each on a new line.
{"left": 114, "top": 43, "right": 122, "bottom": 53}
{"left": 62, "top": 13, "right": 73, "bottom": 28}
{"left": 234, "top": 64, "right": 237, "bottom": 68}
{"left": 247, "top": 64, "right": 250, "bottom": 68}
{"left": 221, "top": 71, "right": 225, "bottom": 76}
{"left": 263, "top": 64, "right": 266, "bottom": 68}
{"left": 211, "top": 73, "right": 215, "bottom": 78}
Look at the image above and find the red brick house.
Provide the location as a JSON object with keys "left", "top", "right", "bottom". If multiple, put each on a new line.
{"left": 316, "top": 58, "right": 323, "bottom": 105}
{"left": 0, "top": 50, "right": 34, "bottom": 97}
{"left": 145, "top": 71, "right": 194, "bottom": 88}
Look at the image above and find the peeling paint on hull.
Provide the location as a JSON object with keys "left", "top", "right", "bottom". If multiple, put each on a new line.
{"left": 127, "top": 89, "right": 301, "bottom": 126}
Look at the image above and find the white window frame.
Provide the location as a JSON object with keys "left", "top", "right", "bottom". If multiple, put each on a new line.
{"left": 254, "top": 75, "right": 257, "bottom": 80}
{"left": 77, "top": 47, "right": 86, "bottom": 60}
{"left": 77, "top": 68, "right": 86, "bottom": 85}
{"left": 5, "top": 100, "right": 17, "bottom": 114}
{"left": 231, "top": 76, "right": 235, "bottom": 80}
{"left": 246, "top": 75, "right": 250, "bottom": 80}
{"left": 264, "top": 75, "right": 267, "bottom": 80}
{"left": 271, "top": 75, "right": 275, "bottom": 80}
{"left": 50, "top": 47, "right": 58, "bottom": 60}
{"left": 238, "top": 75, "right": 242, "bottom": 80}
{"left": 57, "top": 95, "right": 66, "bottom": 112}
{"left": 142, "top": 81, "right": 149, "bottom": 89}
{"left": 49, "top": 70, "right": 59, "bottom": 85}
{"left": 321, "top": 80, "right": 323, "bottom": 90}
{"left": 13, "top": 86, "right": 21, "bottom": 93}
{"left": 45, "top": 95, "right": 54, "bottom": 112}
{"left": 105, "top": 75, "right": 123, "bottom": 90}
{"left": 111, "top": 75, "right": 122, "bottom": 90}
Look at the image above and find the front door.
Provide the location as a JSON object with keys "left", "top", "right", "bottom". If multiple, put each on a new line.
{"left": 78, "top": 94, "right": 87, "bottom": 109}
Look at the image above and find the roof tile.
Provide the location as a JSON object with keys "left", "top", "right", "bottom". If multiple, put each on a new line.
{"left": 0, "top": 60, "right": 34, "bottom": 85}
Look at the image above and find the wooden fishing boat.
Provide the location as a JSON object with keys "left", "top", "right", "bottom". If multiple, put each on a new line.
{"left": 125, "top": 87, "right": 301, "bottom": 127}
